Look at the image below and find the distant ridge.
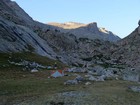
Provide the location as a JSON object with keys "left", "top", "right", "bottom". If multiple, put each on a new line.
{"left": 48, "top": 22, "right": 121, "bottom": 42}
{"left": 48, "top": 22, "right": 85, "bottom": 29}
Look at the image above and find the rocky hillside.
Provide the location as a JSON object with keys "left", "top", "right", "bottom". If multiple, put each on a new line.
{"left": 2, "top": 0, "right": 139, "bottom": 69}
{"left": 111, "top": 21, "right": 140, "bottom": 69}
{"left": 48, "top": 22, "right": 121, "bottom": 42}
{"left": 0, "top": 0, "right": 120, "bottom": 66}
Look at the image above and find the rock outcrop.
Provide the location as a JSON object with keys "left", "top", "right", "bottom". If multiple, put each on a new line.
{"left": 0, "top": 0, "right": 56, "bottom": 59}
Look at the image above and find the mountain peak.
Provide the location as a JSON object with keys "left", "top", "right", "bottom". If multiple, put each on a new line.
{"left": 87, "top": 22, "right": 97, "bottom": 25}
{"left": 86, "top": 22, "right": 98, "bottom": 29}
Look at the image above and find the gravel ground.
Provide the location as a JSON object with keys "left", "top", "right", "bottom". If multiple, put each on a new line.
{"left": 46, "top": 91, "right": 99, "bottom": 105}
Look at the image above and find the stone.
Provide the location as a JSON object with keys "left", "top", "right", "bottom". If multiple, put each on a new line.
{"left": 88, "top": 71, "right": 94, "bottom": 75}
{"left": 75, "top": 75, "right": 84, "bottom": 82}
{"left": 92, "top": 66, "right": 105, "bottom": 76}
{"left": 123, "top": 69, "right": 140, "bottom": 82}
{"left": 31, "top": 68, "right": 38, "bottom": 73}
{"left": 123, "top": 74, "right": 139, "bottom": 82}
{"left": 96, "top": 75, "right": 105, "bottom": 81}
{"left": 64, "top": 80, "right": 78, "bottom": 85}
{"left": 85, "top": 74, "right": 92, "bottom": 78}
{"left": 85, "top": 82, "right": 91, "bottom": 85}
{"left": 89, "top": 76, "right": 97, "bottom": 81}
{"left": 128, "top": 86, "right": 140, "bottom": 92}
{"left": 104, "top": 70, "right": 114, "bottom": 78}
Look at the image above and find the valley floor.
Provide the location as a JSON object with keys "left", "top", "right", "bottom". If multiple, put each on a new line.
{"left": 0, "top": 69, "right": 140, "bottom": 105}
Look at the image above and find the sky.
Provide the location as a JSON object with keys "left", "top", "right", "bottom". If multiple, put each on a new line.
{"left": 11, "top": 0, "right": 140, "bottom": 38}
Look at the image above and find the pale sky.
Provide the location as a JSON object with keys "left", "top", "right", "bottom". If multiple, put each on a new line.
{"left": 12, "top": 0, "right": 140, "bottom": 38}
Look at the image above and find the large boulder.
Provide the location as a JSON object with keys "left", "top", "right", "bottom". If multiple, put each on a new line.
{"left": 75, "top": 75, "right": 84, "bottom": 82}
{"left": 123, "top": 68, "right": 140, "bottom": 82}
{"left": 89, "top": 76, "right": 97, "bottom": 81}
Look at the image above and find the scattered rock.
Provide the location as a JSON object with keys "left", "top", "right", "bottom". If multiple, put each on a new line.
{"left": 58, "top": 91, "right": 89, "bottom": 97}
{"left": 89, "top": 76, "right": 97, "bottom": 81}
{"left": 64, "top": 80, "right": 78, "bottom": 85}
{"left": 8, "top": 60, "right": 46, "bottom": 71}
{"left": 48, "top": 91, "right": 91, "bottom": 105}
{"left": 75, "top": 75, "right": 84, "bottom": 82}
{"left": 92, "top": 66, "right": 105, "bottom": 76}
{"left": 96, "top": 75, "right": 105, "bottom": 81}
{"left": 88, "top": 71, "right": 94, "bottom": 75}
{"left": 67, "top": 67, "right": 86, "bottom": 73}
{"left": 123, "top": 68, "right": 140, "bottom": 82}
{"left": 128, "top": 86, "right": 140, "bottom": 92}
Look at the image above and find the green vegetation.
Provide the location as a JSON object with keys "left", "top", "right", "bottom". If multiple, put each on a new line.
{"left": 0, "top": 52, "right": 65, "bottom": 70}
{"left": 0, "top": 70, "right": 79, "bottom": 105}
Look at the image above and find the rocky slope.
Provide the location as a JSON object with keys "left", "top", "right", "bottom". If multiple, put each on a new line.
{"left": 48, "top": 22, "right": 121, "bottom": 42}
{"left": 40, "top": 30, "right": 117, "bottom": 66}
{"left": 111, "top": 22, "right": 140, "bottom": 69}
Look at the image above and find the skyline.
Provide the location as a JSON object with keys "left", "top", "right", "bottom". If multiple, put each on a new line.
{"left": 12, "top": 0, "right": 140, "bottom": 38}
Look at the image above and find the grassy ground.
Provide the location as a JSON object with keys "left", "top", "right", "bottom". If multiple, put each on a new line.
{"left": 0, "top": 53, "right": 140, "bottom": 105}
{"left": 0, "top": 52, "right": 65, "bottom": 69}
{"left": 0, "top": 70, "right": 79, "bottom": 105}
{"left": 0, "top": 68, "right": 140, "bottom": 105}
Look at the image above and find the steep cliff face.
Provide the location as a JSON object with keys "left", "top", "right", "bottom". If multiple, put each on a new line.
{"left": 0, "top": 0, "right": 56, "bottom": 59}
{"left": 48, "top": 22, "right": 120, "bottom": 42}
